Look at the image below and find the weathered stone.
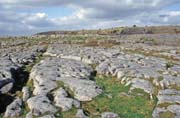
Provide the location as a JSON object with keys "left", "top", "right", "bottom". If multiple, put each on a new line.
{"left": 101, "top": 112, "right": 119, "bottom": 118}
{"left": 0, "top": 57, "right": 19, "bottom": 94}
{"left": 152, "top": 107, "right": 167, "bottom": 118}
{"left": 126, "top": 78, "right": 154, "bottom": 95}
{"left": 26, "top": 111, "right": 33, "bottom": 118}
{"left": 33, "top": 80, "right": 58, "bottom": 95}
{"left": 75, "top": 109, "right": 89, "bottom": 118}
{"left": 9, "top": 45, "right": 46, "bottom": 65}
{"left": 22, "top": 86, "right": 30, "bottom": 101}
{"left": 4, "top": 98, "right": 22, "bottom": 118}
{"left": 159, "top": 75, "right": 180, "bottom": 89}
{"left": 157, "top": 89, "right": 180, "bottom": 104}
{"left": 27, "top": 95, "right": 57, "bottom": 116}
{"left": 61, "top": 78, "right": 102, "bottom": 101}
{"left": 117, "top": 71, "right": 125, "bottom": 79}
{"left": 167, "top": 105, "right": 180, "bottom": 118}
{"left": 0, "top": 79, "right": 14, "bottom": 93}
{"left": 53, "top": 88, "right": 80, "bottom": 111}
{"left": 30, "top": 58, "right": 102, "bottom": 101}
{"left": 95, "top": 60, "right": 110, "bottom": 75}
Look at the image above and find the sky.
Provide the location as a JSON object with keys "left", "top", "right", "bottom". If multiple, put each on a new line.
{"left": 0, "top": 0, "right": 180, "bottom": 36}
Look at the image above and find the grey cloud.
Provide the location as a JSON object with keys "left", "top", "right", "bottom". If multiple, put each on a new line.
{"left": 0, "top": 0, "right": 179, "bottom": 35}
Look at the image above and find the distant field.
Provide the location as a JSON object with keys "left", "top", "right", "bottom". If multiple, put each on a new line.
{"left": 35, "top": 25, "right": 180, "bottom": 36}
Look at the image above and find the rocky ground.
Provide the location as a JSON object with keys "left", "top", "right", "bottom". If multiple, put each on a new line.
{"left": 0, "top": 35, "right": 180, "bottom": 118}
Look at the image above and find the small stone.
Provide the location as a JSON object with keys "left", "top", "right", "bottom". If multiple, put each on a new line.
{"left": 75, "top": 109, "right": 89, "bottom": 118}
{"left": 101, "top": 112, "right": 119, "bottom": 118}
{"left": 117, "top": 71, "right": 125, "bottom": 79}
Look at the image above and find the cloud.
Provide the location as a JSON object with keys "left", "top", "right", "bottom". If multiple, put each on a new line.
{"left": 0, "top": 0, "right": 180, "bottom": 35}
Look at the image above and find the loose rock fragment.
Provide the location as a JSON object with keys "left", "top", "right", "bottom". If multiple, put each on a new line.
{"left": 76, "top": 109, "right": 89, "bottom": 118}
{"left": 101, "top": 112, "right": 120, "bottom": 118}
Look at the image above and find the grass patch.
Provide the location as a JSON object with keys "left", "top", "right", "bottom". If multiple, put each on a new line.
{"left": 157, "top": 76, "right": 164, "bottom": 81}
{"left": 55, "top": 107, "right": 77, "bottom": 118}
{"left": 20, "top": 103, "right": 30, "bottom": 118}
{"left": 159, "top": 111, "right": 175, "bottom": 118}
{"left": 169, "top": 84, "right": 180, "bottom": 91}
{"left": 82, "top": 76, "right": 156, "bottom": 118}
{"left": 165, "top": 62, "right": 174, "bottom": 70}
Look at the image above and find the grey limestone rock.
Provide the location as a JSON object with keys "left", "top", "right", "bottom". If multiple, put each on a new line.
{"left": 0, "top": 57, "right": 19, "bottom": 94}
{"left": 27, "top": 95, "right": 57, "bottom": 116}
{"left": 101, "top": 112, "right": 119, "bottom": 118}
{"left": 75, "top": 109, "right": 89, "bottom": 118}
{"left": 157, "top": 89, "right": 180, "bottom": 104}
{"left": 167, "top": 105, "right": 180, "bottom": 118}
{"left": 53, "top": 88, "right": 80, "bottom": 111}
{"left": 30, "top": 58, "right": 102, "bottom": 101}
{"left": 4, "top": 98, "right": 22, "bottom": 118}
{"left": 22, "top": 86, "right": 30, "bottom": 101}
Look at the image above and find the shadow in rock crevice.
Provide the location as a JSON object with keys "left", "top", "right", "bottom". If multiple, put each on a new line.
{"left": 89, "top": 71, "right": 97, "bottom": 81}
{"left": 10, "top": 68, "right": 30, "bottom": 94}
{"left": 0, "top": 94, "right": 14, "bottom": 113}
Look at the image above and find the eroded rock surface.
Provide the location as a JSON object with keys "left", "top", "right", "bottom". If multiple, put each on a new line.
{"left": 27, "top": 95, "right": 57, "bottom": 116}
{"left": 157, "top": 89, "right": 180, "bottom": 104}
{"left": 0, "top": 57, "right": 20, "bottom": 94}
{"left": 22, "top": 86, "right": 30, "bottom": 102}
{"left": 30, "top": 58, "right": 102, "bottom": 101}
{"left": 0, "top": 40, "right": 179, "bottom": 118}
{"left": 53, "top": 88, "right": 80, "bottom": 111}
{"left": 4, "top": 98, "right": 22, "bottom": 118}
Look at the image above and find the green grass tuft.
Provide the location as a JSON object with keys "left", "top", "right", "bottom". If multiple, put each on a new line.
{"left": 82, "top": 76, "right": 156, "bottom": 118}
